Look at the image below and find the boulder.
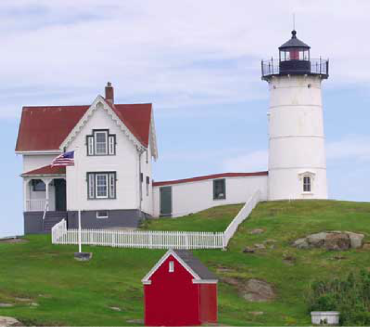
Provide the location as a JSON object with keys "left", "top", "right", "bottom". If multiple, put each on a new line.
{"left": 346, "top": 231, "right": 365, "bottom": 248}
{"left": 243, "top": 247, "right": 255, "bottom": 254}
{"left": 306, "top": 232, "right": 328, "bottom": 246}
{"left": 292, "top": 238, "right": 309, "bottom": 249}
{"left": 325, "top": 233, "right": 350, "bottom": 250}
{"left": 242, "top": 279, "right": 275, "bottom": 302}
{"left": 222, "top": 277, "right": 276, "bottom": 302}
{"left": 0, "top": 317, "right": 21, "bottom": 327}
{"left": 293, "top": 231, "right": 364, "bottom": 251}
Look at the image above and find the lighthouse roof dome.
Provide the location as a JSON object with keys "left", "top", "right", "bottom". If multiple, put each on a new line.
{"left": 279, "top": 30, "right": 310, "bottom": 49}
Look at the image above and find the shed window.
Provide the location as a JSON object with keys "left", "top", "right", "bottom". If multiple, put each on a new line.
{"left": 213, "top": 179, "right": 226, "bottom": 200}
{"left": 169, "top": 261, "right": 174, "bottom": 273}
{"left": 303, "top": 176, "right": 311, "bottom": 192}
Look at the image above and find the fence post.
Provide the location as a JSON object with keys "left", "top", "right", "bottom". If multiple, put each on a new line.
{"left": 185, "top": 234, "right": 189, "bottom": 250}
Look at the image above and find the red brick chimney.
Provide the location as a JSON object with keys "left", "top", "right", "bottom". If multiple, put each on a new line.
{"left": 105, "top": 82, "right": 114, "bottom": 104}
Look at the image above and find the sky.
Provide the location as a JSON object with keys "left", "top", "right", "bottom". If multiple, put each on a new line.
{"left": 1, "top": 0, "right": 370, "bottom": 237}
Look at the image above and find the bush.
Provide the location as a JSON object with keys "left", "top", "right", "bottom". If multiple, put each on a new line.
{"left": 306, "top": 270, "right": 370, "bottom": 325}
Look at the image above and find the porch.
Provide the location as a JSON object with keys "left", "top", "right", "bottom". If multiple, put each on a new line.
{"left": 22, "top": 165, "right": 67, "bottom": 213}
{"left": 24, "top": 178, "right": 67, "bottom": 212}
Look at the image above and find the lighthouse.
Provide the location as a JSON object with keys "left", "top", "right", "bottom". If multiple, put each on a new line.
{"left": 261, "top": 30, "right": 329, "bottom": 200}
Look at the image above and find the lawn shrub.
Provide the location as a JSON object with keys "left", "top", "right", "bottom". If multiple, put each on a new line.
{"left": 307, "top": 271, "right": 370, "bottom": 326}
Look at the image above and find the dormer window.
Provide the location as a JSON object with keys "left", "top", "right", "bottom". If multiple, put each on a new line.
{"left": 87, "top": 129, "right": 116, "bottom": 156}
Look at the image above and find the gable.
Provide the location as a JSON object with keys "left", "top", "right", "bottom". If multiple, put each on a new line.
{"left": 16, "top": 100, "right": 154, "bottom": 153}
{"left": 142, "top": 249, "right": 218, "bottom": 285}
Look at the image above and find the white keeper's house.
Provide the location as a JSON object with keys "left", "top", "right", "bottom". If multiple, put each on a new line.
{"left": 16, "top": 30, "right": 329, "bottom": 234}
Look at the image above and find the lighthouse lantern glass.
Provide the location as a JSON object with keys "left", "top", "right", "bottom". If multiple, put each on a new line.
{"left": 280, "top": 48, "right": 309, "bottom": 62}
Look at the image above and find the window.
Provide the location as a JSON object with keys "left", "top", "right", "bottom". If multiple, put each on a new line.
{"left": 146, "top": 176, "right": 150, "bottom": 196}
{"left": 86, "top": 130, "right": 116, "bottom": 156}
{"left": 96, "top": 211, "right": 108, "bottom": 219}
{"left": 96, "top": 174, "right": 108, "bottom": 198}
{"left": 95, "top": 131, "right": 107, "bottom": 155}
{"left": 32, "top": 179, "right": 46, "bottom": 192}
{"left": 169, "top": 261, "right": 174, "bottom": 273}
{"left": 213, "top": 179, "right": 226, "bottom": 200}
{"left": 303, "top": 176, "right": 311, "bottom": 193}
{"left": 87, "top": 172, "right": 116, "bottom": 199}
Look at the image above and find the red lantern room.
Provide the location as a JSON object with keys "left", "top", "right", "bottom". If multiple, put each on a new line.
{"left": 142, "top": 249, "right": 218, "bottom": 326}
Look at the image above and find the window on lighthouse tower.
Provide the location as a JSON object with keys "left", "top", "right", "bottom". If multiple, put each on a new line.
{"left": 303, "top": 176, "right": 312, "bottom": 193}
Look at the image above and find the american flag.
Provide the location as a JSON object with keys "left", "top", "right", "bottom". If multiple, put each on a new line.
{"left": 51, "top": 151, "right": 75, "bottom": 167}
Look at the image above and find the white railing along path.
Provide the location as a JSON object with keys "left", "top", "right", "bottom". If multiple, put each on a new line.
{"left": 52, "top": 191, "right": 261, "bottom": 250}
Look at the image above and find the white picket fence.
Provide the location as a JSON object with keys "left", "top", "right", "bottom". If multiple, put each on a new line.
{"left": 52, "top": 191, "right": 261, "bottom": 250}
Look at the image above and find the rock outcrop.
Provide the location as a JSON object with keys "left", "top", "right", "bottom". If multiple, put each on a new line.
{"left": 222, "top": 277, "right": 275, "bottom": 302}
{"left": 293, "top": 231, "right": 364, "bottom": 251}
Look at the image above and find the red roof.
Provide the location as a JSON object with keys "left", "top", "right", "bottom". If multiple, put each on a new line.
{"left": 153, "top": 171, "right": 268, "bottom": 186}
{"left": 22, "top": 165, "right": 66, "bottom": 176}
{"left": 15, "top": 102, "right": 152, "bottom": 151}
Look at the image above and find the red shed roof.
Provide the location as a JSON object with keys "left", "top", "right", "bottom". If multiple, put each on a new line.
{"left": 153, "top": 171, "right": 268, "bottom": 187}
{"left": 22, "top": 165, "right": 66, "bottom": 176}
{"left": 15, "top": 102, "right": 152, "bottom": 152}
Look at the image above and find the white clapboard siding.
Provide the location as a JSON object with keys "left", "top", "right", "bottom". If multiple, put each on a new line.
{"left": 52, "top": 191, "right": 261, "bottom": 250}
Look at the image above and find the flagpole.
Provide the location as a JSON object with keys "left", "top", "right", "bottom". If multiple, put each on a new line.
{"left": 76, "top": 146, "right": 82, "bottom": 253}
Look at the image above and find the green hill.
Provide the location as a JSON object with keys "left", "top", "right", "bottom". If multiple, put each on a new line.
{"left": 1, "top": 200, "right": 370, "bottom": 326}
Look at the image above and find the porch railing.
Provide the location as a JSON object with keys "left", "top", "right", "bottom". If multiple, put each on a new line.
{"left": 26, "top": 199, "right": 48, "bottom": 212}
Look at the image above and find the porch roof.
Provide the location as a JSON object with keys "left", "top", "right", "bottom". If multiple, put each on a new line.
{"left": 22, "top": 165, "right": 66, "bottom": 177}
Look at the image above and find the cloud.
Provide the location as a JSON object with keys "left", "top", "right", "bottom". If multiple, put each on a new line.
{"left": 222, "top": 150, "right": 268, "bottom": 172}
{"left": 1, "top": 0, "right": 370, "bottom": 119}
{"left": 327, "top": 135, "right": 370, "bottom": 163}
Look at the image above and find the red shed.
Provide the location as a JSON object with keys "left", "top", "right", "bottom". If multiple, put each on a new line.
{"left": 142, "top": 249, "right": 218, "bottom": 326}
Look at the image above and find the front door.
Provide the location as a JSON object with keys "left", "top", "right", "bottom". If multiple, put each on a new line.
{"left": 160, "top": 186, "right": 172, "bottom": 217}
{"left": 54, "top": 179, "right": 67, "bottom": 211}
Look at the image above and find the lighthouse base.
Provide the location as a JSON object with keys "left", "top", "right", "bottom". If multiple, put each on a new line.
{"left": 268, "top": 168, "right": 328, "bottom": 201}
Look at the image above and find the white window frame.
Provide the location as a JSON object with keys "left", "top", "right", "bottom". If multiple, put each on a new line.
{"left": 94, "top": 131, "right": 108, "bottom": 155}
{"left": 96, "top": 173, "right": 108, "bottom": 198}
{"left": 87, "top": 172, "right": 116, "bottom": 200}
{"left": 303, "top": 176, "right": 312, "bottom": 193}
{"left": 88, "top": 174, "right": 95, "bottom": 198}
{"left": 299, "top": 171, "right": 315, "bottom": 195}
{"left": 87, "top": 136, "right": 94, "bottom": 155}
{"left": 109, "top": 174, "right": 116, "bottom": 198}
{"left": 169, "top": 261, "right": 174, "bottom": 273}
{"left": 96, "top": 211, "right": 109, "bottom": 219}
{"left": 108, "top": 136, "right": 115, "bottom": 155}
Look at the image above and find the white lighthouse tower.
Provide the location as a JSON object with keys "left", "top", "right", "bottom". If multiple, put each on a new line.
{"left": 262, "top": 30, "right": 329, "bottom": 200}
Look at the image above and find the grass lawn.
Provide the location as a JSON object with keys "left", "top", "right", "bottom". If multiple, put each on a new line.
{"left": 1, "top": 200, "right": 370, "bottom": 326}
{"left": 141, "top": 203, "right": 243, "bottom": 232}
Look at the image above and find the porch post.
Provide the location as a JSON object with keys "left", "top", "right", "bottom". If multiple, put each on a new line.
{"left": 23, "top": 179, "right": 30, "bottom": 211}
{"left": 42, "top": 178, "right": 52, "bottom": 211}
